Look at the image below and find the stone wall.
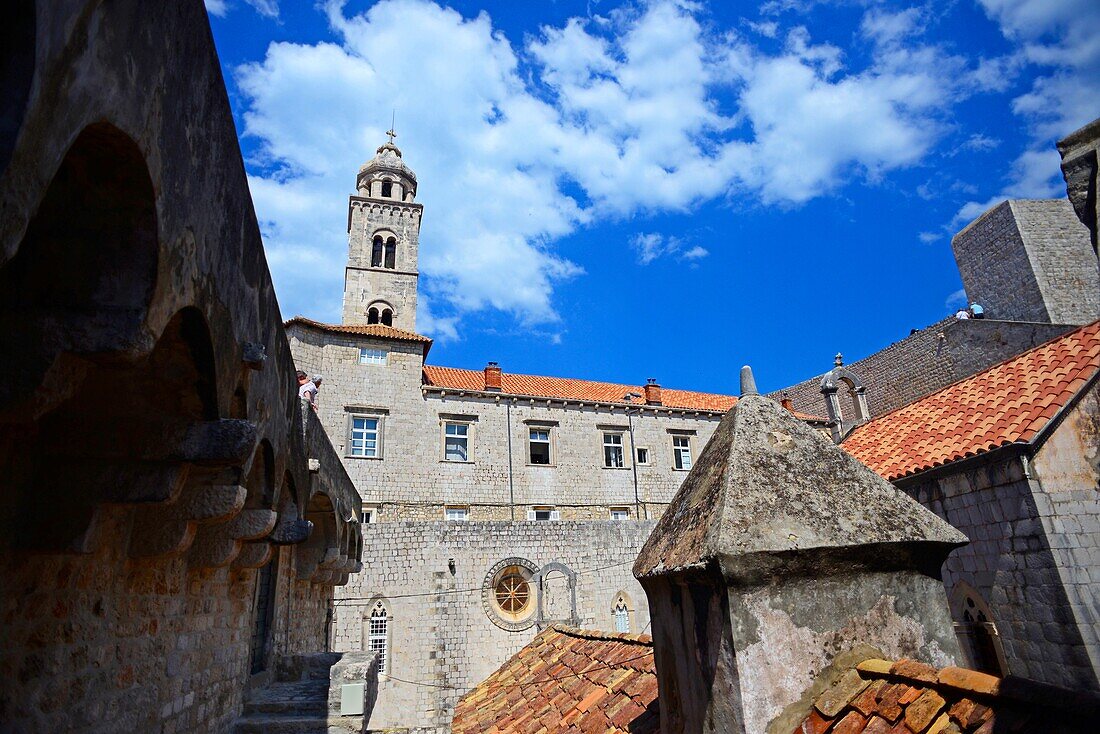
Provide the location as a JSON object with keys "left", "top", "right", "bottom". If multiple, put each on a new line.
{"left": 771, "top": 318, "right": 1074, "bottom": 420}
{"left": 287, "top": 327, "right": 725, "bottom": 520}
{"left": 342, "top": 198, "right": 422, "bottom": 330}
{"left": 336, "top": 520, "right": 656, "bottom": 731}
{"left": 901, "top": 448, "right": 1100, "bottom": 690}
{"left": 0, "top": 1, "right": 362, "bottom": 731}
{"left": 951, "top": 199, "right": 1098, "bottom": 324}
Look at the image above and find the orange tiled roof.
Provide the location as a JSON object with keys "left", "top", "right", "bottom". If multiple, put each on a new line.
{"left": 795, "top": 657, "right": 1095, "bottom": 733}
{"left": 285, "top": 316, "right": 433, "bottom": 344}
{"left": 424, "top": 365, "right": 828, "bottom": 418}
{"left": 452, "top": 625, "right": 658, "bottom": 734}
{"left": 844, "top": 320, "right": 1100, "bottom": 481}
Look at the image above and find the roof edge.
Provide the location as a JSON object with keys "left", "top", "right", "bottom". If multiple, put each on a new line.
{"left": 548, "top": 624, "right": 653, "bottom": 645}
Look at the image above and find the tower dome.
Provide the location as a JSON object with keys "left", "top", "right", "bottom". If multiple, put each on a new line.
{"left": 357, "top": 140, "right": 417, "bottom": 202}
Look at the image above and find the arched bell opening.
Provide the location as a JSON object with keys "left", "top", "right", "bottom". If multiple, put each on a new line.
{"left": 300, "top": 491, "right": 339, "bottom": 581}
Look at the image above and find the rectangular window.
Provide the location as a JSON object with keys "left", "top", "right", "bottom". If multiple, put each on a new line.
{"left": 529, "top": 428, "right": 552, "bottom": 465}
{"left": 444, "top": 422, "right": 469, "bottom": 462}
{"left": 445, "top": 506, "right": 469, "bottom": 521}
{"left": 361, "top": 506, "right": 376, "bottom": 524}
{"left": 528, "top": 506, "right": 559, "bottom": 521}
{"left": 636, "top": 447, "right": 649, "bottom": 465}
{"left": 610, "top": 507, "right": 630, "bottom": 521}
{"left": 358, "top": 347, "right": 387, "bottom": 365}
{"left": 349, "top": 416, "right": 381, "bottom": 458}
{"left": 673, "top": 435, "right": 692, "bottom": 470}
{"left": 603, "top": 432, "right": 625, "bottom": 468}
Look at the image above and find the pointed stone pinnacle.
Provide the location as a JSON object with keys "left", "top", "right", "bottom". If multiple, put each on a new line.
{"left": 740, "top": 366, "right": 758, "bottom": 396}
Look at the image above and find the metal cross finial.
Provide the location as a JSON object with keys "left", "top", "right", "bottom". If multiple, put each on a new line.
{"left": 385, "top": 110, "right": 397, "bottom": 144}
{"left": 834, "top": 352, "right": 843, "bottom": 367}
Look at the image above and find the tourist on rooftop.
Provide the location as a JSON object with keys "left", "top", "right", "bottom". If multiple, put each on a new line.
{"left": 299, "top": 371, "right": 319, "bottom": 409}
{"left": 955, "top": 307, "right": 971, "bottom": 320}
{"left": 970, "top": 302, "right": 985, "bottom": 319}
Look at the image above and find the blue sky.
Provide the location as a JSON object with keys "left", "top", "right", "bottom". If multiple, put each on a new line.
{"left": 205, "top": 0, "right": 1098, "bottom": 395}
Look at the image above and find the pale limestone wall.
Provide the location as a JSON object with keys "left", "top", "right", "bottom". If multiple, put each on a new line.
{"left": 288, "top": 325, "right": 724, "bottom": 520}
{"left": 903, "top": 451, "right": 1100, "bottom": 691}
{"left": 334, "top": 521, "right": 656, "bottom": 731}
{"left": 342, "top": 198, "right": 422, "bottom": 330}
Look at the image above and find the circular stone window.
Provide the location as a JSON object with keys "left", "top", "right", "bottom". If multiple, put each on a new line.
{"left": 483, "top": 557, "right": 539, "bottom": 631}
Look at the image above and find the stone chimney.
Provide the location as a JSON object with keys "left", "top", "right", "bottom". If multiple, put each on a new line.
{"left": 634, "top": 368, "right": 966, "bottom": 734}
{"left": 643, "top": 378, "right": 662, "bottom": 406}
{"left": 483, "top": 362, "right": 501, "bottom": 391}
{"left": 780, "top": 395, "right": 793, "bottom": 411}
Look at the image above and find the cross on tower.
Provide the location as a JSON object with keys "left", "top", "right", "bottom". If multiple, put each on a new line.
{"left": 385, "top": 110, "right": 397, "bottom": 144}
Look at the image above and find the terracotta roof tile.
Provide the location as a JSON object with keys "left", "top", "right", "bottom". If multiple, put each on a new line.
{"left": 452, "top": 626, "right": 658, "bottom": 734}
{"left": 285, "top": 316, "right": 434, "bottom": 344}
{"left": 424, "top": 365, "right": 825, "bottom": 419}
{"left": 844, "top": 321, "right": 1099, "bottom": 481}
{"left": 794, "top": 657, "right": 1098, "bottom": 734}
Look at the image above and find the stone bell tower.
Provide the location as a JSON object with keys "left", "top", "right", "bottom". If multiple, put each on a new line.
{"left": 341, "top": 131, "right": 421, "bottom": 330}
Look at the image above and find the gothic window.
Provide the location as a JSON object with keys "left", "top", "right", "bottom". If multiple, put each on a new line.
{"left": 673, "top": 435, "right": 693, "bottom": 470}
{"left": 381, "top": 309, "right": 393, "bottom": 327}
{"left": 953, "top": 585, "right": 1007, "bottom": 676}
{"left": 603, "top": 432, "right": 625, "bottom": 468}
{"left": 612, "top": 593, "right": 633, "bottom": 633}
{"left": 367, "top": 307, "right": 379, "bottom": 324}
{"left": 371, "top": 236, "right": 384, "bottom": 267}
{"left": 381, "top": 180, "right": 393, "bottom": 198}
{"left": 384, "top": 237, "right": 396, "bottom": 269}
{"left": 368, "top": 601, "right": 389, "bottom": 674}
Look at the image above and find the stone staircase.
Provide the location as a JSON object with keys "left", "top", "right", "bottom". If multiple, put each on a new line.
{"left": 233, "top": 653, "right": 377, "bottom": 734}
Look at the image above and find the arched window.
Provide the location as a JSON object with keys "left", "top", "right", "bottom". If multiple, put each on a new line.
{"left": 384, "top": 237, "right": 396, "bottom": 269}
{"left": 952, "top": 584, "right": 1006, "bottom": 676}
{"left": 368, "top": 600, "right": 389, "bottom": 674}
{"left": 381, "top": 180, "right": 393, "bottom": 198}
{"left": 612, "top": 592, "right": 633, "bottom": 633}
{"left": 367, "top": 307, "right": 379, "bottom": 324}
{"left": 381, "top": 309, "right": 393, "bottom": 327}
{"left": 370, "top": 236, "right": 383, "bottom": 267}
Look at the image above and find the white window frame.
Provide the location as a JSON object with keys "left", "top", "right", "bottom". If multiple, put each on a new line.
{"left": 444, "top": 506, "right": 469, "bottom": 522}
{"left": 635, "top": 446, "right": 650, "bottom": 465}
{"left": 360, "top": 505, "right": 377, "bottom": 524}
{"left": 347, "top": 414, "right": 383, "bottom": 458}
{"left": 609, "top": 507, "right": 630, "bottom": 521}
{"left": 367, "top": 601, "right": 389, "bottom": 675}
{"left": 672, "top": 435, "right": 693, "bottom": 471}
{"left": 603, "top": 432, "right": 625, "bottom": 469}
{"left": 528, "top": 426, "right": 553, "bottom": 466}
{"left": 614, "top": 600, "right": 631, "bottom": 633}
{"left": 442, "top": 420, "right": 471, "bottom": 462}
{"left": 358, "top": 347, "right": 388, "bottom": 365}
{"left": 527, "top": 506, "right": 560, "bottom": 521}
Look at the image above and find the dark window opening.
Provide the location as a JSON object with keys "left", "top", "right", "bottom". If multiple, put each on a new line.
{"left": 371, "top": 237, "right": 383, "bottom": 267}
{"left": 384, "top": 238, "right": 396, "bottom": 269}
{"left": 381, "top": 180, "right": 393, "bottom": 198}
{"left": 381, "top": 309, "right": 393, "bottom": 327}
{"left": 367, "top": 307, "right": 379, "bottom": 324}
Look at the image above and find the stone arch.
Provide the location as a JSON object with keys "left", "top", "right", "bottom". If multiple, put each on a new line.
{"left": 371, "top": 235, "right": 384, "bottom": 267}
{"left": 950, "top": 582, "right": 1008, "bottom": 676}
{"left": 483, "top": 557, "right": 539, "bottom": 631}
{"left": 0, "top": 0, "right": 35, "bottom": 175}
{"left": 819, "top": 358, "right": 870, "bottom": 441}
{"left": 244, "top": 439, "right": 276, "bottom": 509}
{"left": 367, "top": 299, "right": 394, "bottom": 326}
{"left": 299, "top": 490, "right": 340, "bottom": 582}
{"left": 381, "top": 308, "right": 393, "bottom": 327}
{"left": 536, "top": 561, "right": 578, "bottom": 627}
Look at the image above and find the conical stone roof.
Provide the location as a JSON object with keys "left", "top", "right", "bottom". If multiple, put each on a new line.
{"left": 634, "top": 387, "right": 966, "bottom": 581}
{"left": 358, "top": 141, "right": 417, "bottom": 182}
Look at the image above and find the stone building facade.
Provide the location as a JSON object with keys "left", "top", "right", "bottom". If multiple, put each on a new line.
{"left": 0, "top": 2, "right": 362, "bottom": 731}
{"left": 951, "top": 199, "right": 1099, "bottom": 325}
{"left": 286, "top": 145, "right": 826, "bottom": 730}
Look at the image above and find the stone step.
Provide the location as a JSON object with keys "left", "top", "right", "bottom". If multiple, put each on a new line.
{"left": 232, "top": 712, "right": 364, "bottom": 734}
{"left": 243, "top": 680, "right": 330, "bottom": 716}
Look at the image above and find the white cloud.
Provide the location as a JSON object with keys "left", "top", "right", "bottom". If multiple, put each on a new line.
{"left": 245, "top": 0, "right": 280, "bottom": 19}
{"left": 918, "top": 231, "right": 940, "bottom": 244}
{"left": 205, "top": 0, "right": 229, "bottom": 16}
{"left": 630, "top": 233, "right": 709, "bottom": 265}
{"left": 945, "top": 288, "right": 967, "bottom": 310}
{"left": 236, "top": 0, "right": 1059, "bottom": 336}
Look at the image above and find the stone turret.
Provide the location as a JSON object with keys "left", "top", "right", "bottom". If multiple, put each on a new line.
{"left": 633, "top": 367, "right": 966, "bottom": 734}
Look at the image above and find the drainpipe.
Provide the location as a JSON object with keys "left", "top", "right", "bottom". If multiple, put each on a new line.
{"left": 623, "top": 393, "right": 644, "bottom": 520}
{"left": 506, "top": 400, "right": 515, "bottom": 520}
